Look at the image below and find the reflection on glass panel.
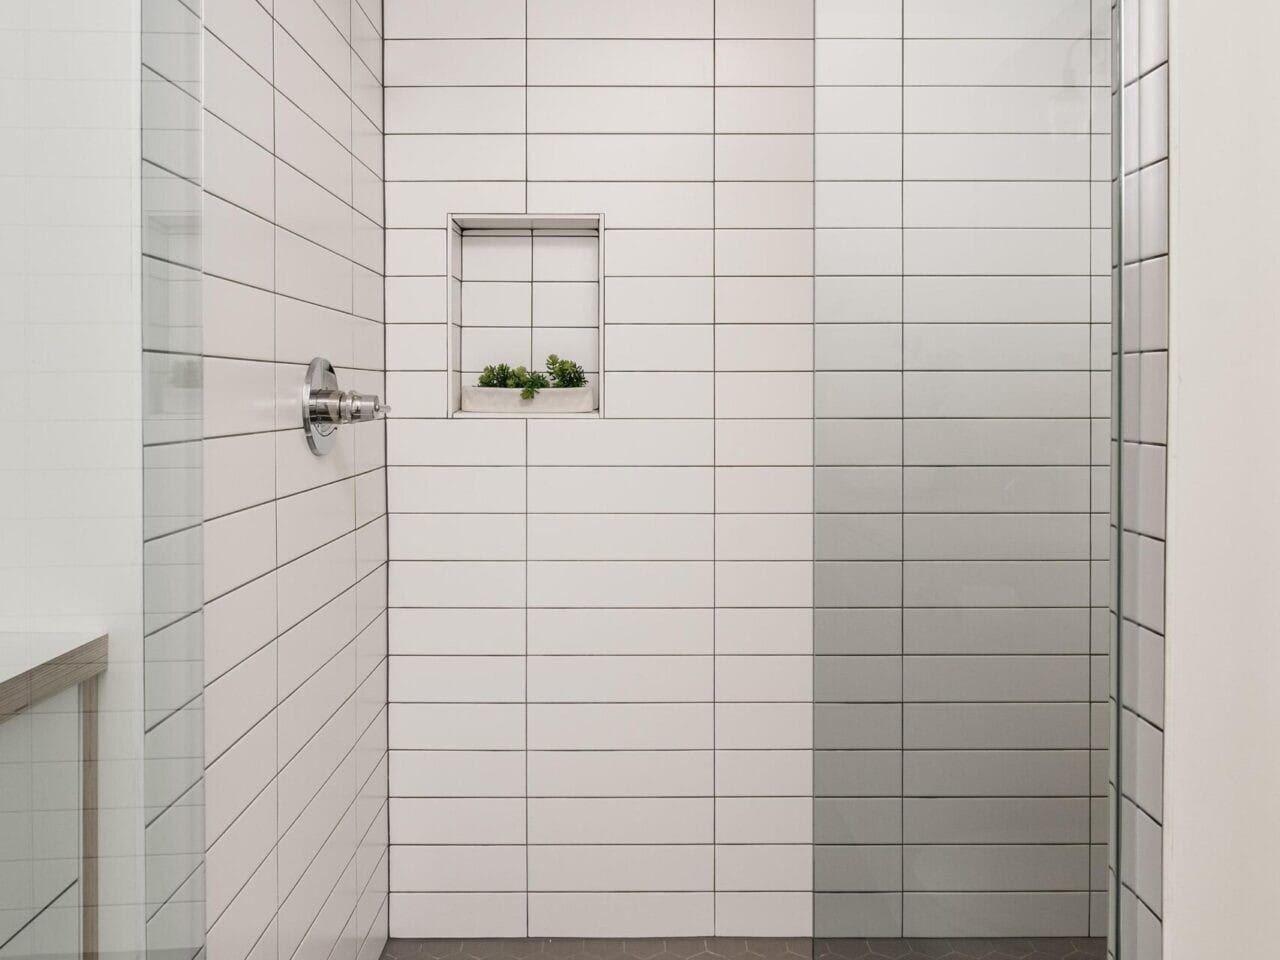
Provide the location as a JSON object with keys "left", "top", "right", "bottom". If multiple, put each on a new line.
{"left": 141, "top": 0, "right": 205, "bottom": 955}
{"left": 813, "top": 0, "right": 1112, "bottom": 947}
{"left": 0, "top": 0, "right": 204, "bottom": 956}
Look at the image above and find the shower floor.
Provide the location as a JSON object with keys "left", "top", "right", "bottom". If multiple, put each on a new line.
{"left": 383, "top": 938, "right": 1106, "bottom": 960}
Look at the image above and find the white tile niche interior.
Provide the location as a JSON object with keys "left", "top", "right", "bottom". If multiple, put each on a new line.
{"left": 448, "top": 214, "right": 604, "bottom": 417}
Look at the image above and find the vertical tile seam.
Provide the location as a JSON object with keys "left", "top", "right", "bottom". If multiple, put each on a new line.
{"left": 1087, "top": 0, "right": 1096, "bottom": 936}
{"left": 524, "top": 0, "right": 529, "bottom": 218}
{"left": 899, "top": 6, "right": 907, "bottom": 935}
{"left": 1153, "top": 17, "right": 1172, "bottom": 942}
{"left": 710, "top": 1, "right": 717, "bottom": 932}
{"left": 524, "top": 416, "right": 530, "bottom": 935}
{"left": 270, "top": 0, "right": 283, "bottom": 944}
{"left": 381, "top": 0, "right": 392, "bottom": 932}
{"left": 810, "top": 0, "right": 817, "bottom": 938}
{"left": 1111, "top": 0, "right": 1128, "bottom": 950}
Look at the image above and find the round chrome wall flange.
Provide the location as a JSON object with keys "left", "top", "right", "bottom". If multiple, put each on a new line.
{"left": 302, "top": 357, "right": 341, "bottom": 456}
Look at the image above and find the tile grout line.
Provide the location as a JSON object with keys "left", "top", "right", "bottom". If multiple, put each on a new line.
{"left": 710, "top": 2, "right": 717, "bottom": 932}
{"left": 900, "top": 7, "right": 908, "bottom": 934}
{"left": 1086, "top": 0, "right": 1095, "bottom": 937}
{"left": 811, "top": 4, "right": 818, "bottom": 938}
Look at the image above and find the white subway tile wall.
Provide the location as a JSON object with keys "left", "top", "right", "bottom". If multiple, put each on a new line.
{"left": 383, "top": 0, "right": 1111, "bottom": 942}
{"left": 1114, "top": 0, "right": 1167, "bottom": 957}
{"left": 201, "top": 2, "right": 388, "bottom": 960}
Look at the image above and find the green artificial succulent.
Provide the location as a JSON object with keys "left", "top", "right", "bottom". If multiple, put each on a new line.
{"left": 476, "top": 363, "right": 514, "bottom": 388}
{"left": 477, "top": 355, "right": 587, "bottom": 399}
{"left": 546, "top": 354, "right": 587, "bottom": 388}
{"left": 518, "top": 370, "right": 549, "bottom": 400}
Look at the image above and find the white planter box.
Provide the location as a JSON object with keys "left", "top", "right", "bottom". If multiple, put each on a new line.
{"left": 461, "top": 385, "right": 595, "bottom": 414}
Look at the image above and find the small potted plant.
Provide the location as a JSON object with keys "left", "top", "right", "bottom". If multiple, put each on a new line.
{"left": 462, "top": 354, "right": 593, "bottom": 413}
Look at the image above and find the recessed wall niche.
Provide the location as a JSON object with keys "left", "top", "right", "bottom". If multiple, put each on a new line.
{"left": 446, "top": 214, "right": 604, "bottom": 417}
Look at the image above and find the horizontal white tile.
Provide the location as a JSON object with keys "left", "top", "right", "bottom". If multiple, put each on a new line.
{"left": 715, "top": 182, "right": 814, "bottom": 229}
{"left": 528, "top": 893, "right": 712, "bottom": 938}
{"left": 528, "top": 797, "right": 713, "bottom": 843}
{"left": 606, "top": 278, "right": 714, "bottom": 324}
{"left": 716, "top": 796, "right": 812, "bottom": 843}
{"left": 816, "top": 87, "right": 902, "bottom": 134}
{"left": 527, "top": 466, "right": 712, "bottom": 512}
{"left": 391, "top": 797, "right": 525, "bottom": 844}
{"left": 528, "top": 134, "right": 712, "bottom": 182}
{"left": 717, "top": 466, "right": 813, "bottom": 512}
{"left": 717, "top": 845, "right": 812, "bottom": 891}
{"left": 384, "top": 39, "right": 525, "bottom": 85}
{"left": 716, "top": 560, "right": 813, "bottom": 608}
{"left": 385, "top": 0, "right": 525, "bottom": 39}
{"left": 389, "top": 893, "right": 526, "bottom": 938}
{"left": 386, "top": 87, "right": 526, "bottom": 134}
{"left": 717, "top": 40, "right": 813, "bottom": 86}
{"left": 904, "top": 134, "right": 1089, "bottom": 180}
{"left": 717, "top": 750, "right": 813, "bottom": 796}
{"left": 718, "top": 892, "right": 812, "bottom": 936}
{"left": 528, "top": 655, "right": 712, "bottom": 702}
{"left": 816, "top": 133, "right": 902, "bottom": 179}
{"left": 716, "top": 420, "right": 813, "bottom": 466}
{"left": 605, "top": 324, "right": 713, "bottom": 372}
{"left": 527, "top": 87, "right": 712, "bottom": 134}
{"left": 716, "top": 230, "right": 813, "bottom": 276}
{"left": 528, "top": 704, "right": 713, "bottom": 750}
{"left": 391, "top": 750, "right": 525, "bottom": 797}
{"left": 904, "top": 87, "right": 1091, "bottom": 134}
{"left": 529, "top": 845, "right": 712, "bottom": 892}
{"left": 527, "top": 609, "right": 714, "bottom": 655}
{"left": 904, "top": 39, "right": 1090, "bottom": 86}
{"left": 528, "top": 514, "right": 713, "bottom": 560}
{"left": 716, "top": 88, "right": 814, "bottom": 135}
{"left": 718, "top": 0, "right": 815, "bottom": 38}
{"left": 717, "top": 702, "right": 812, "bottom": 749}
{"left": 716, "top": 134, "right": 814, "bottom": 180}
{"left": 528, "top": 561, "right": 713, "bottom": 607}
{"left": 816, "top": 39, "right": 902, "bottom": 84}
{"left": 386, "top": 134, "right": 524, "bottom": 181}
{"left": 390, "top": 514, "right": 524, "bottom": 560}
{"left": 389, "top": 704, "right": 525, "bottom": 750}
{"left": 904, "top": 0, "right": 1091, "bottom": 38}
{"left": 390, "top": 608, "right": 526, "bottom": 655}
{"left": 716, "top": 514, "right": 813, "bottom": 561}
{"left": 390, "top": 655, "right": 525, "bottom": 703}
{"left": 528, "top": 751, "right": 713, "bottom": 797}
{"left": 527, "top": 1, "right": 713, "bottom": 38}
{"left": 604, "top": 372, "right": 714, "bottom": 417}
{"left": 388, "top": 466, "right": 525, "bottom": 511}
{"left": 717, "top": 656, "right": 813, "bottom": 702}
{"left": 904, "top": 229, "right": 1090, "bottom": 276}
{"left": 904, "top": 182, "right": 1090, "bottom": 229}
{"left": 391, "top": 845, "right": 525, "bottom": 892}
{"left": 389, "top": 560, "right": 525, "bottom": 607}
{"left": 527, "top": 40, "right": 712, "bottom": 85}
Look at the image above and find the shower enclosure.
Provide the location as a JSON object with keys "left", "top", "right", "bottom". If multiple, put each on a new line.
{"left": 3, "top": 0, "right": 1166, "bottom": 957}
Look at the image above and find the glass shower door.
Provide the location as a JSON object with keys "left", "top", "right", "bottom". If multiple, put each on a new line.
{"left": 813, "top": 0, "right": 1111, "bottom": 948}
{"left": 0, "top": 0, "right": 204, "bottom": 956}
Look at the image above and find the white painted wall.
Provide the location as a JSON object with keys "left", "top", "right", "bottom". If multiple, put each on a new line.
{"left": 1163, "top": 1, "right": 1280, "bottom": 956}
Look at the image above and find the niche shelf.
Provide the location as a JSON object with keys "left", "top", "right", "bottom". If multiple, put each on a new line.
{"left": 445, "top": 213, "right": 605, "bottom": 418}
